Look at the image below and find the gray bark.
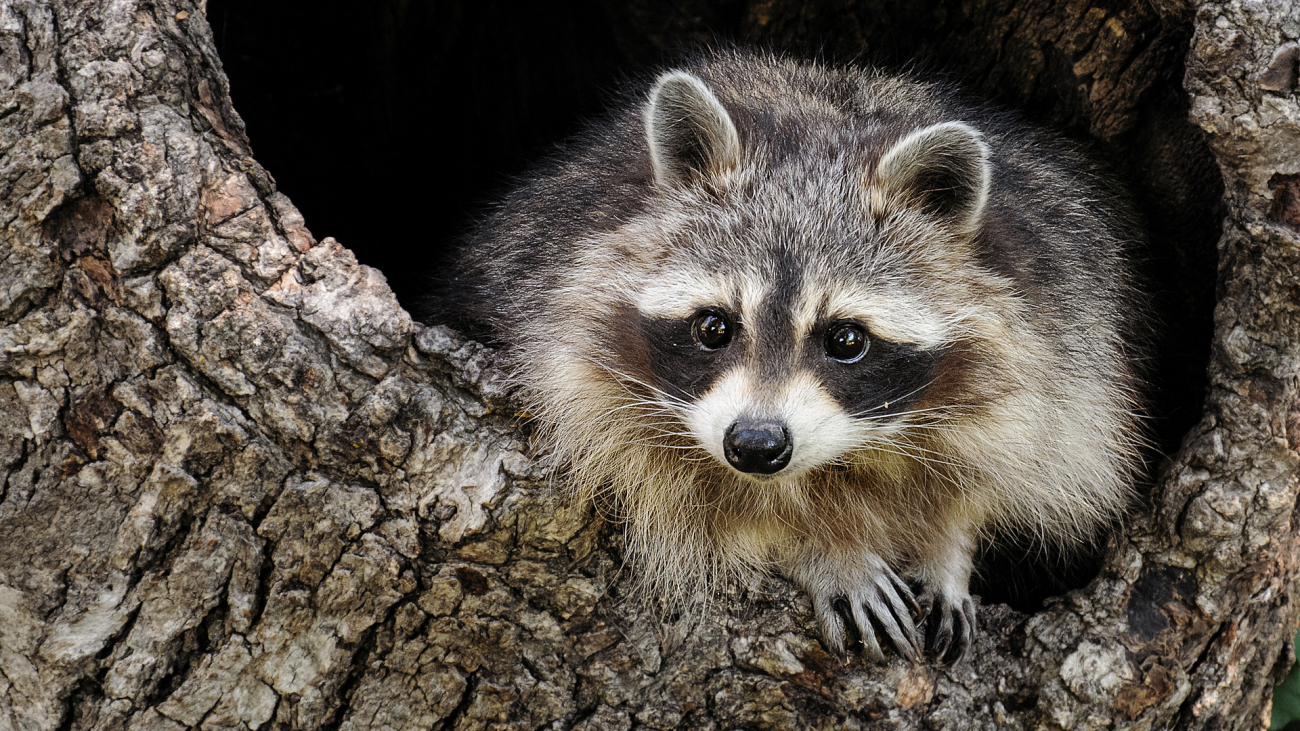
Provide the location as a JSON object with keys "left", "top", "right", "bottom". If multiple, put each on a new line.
{"left": 0, "top": 0, "right": 1298, "bottom": 730}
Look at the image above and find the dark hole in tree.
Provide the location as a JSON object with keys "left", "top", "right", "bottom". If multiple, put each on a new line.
{"left": 208, "top": 0, "right": 1222, "bottom": 613}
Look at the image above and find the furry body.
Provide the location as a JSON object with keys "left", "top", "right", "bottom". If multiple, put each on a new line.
{"left": 431, "top": 52, "right": 1146, "bottom": 663}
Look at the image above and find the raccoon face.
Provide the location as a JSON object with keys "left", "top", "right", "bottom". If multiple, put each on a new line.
{"left": 632, "top": 276, "right": 950, "bottom": 480}
{"left": 622, "top": 70, "right": 988, "bottom": 481}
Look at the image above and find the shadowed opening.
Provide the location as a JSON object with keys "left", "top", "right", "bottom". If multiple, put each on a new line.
{"left": 208, "top": 0, "right": 1222, "bottom": 612}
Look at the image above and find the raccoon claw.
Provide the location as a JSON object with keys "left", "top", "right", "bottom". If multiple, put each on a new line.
{"left": 814, "top": 595, "right": 851, "bottom": 660}
{"left": 921, "top": 592, "right": 978, "bottom": 666}
{"left": 888, "top": 570, "right": 923, "bottom": 617}
{"left": 811, "top": 568, "right": 921, "bottom": 663}
{"left": 855, "top": 572, "right": 922, "bottom": 663}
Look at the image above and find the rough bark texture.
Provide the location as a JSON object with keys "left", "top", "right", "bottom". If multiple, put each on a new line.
{"left": 0, "top": 1, "right": 1297, "bottom": 730}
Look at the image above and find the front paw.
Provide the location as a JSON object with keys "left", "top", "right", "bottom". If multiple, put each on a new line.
{"left": 917, "top": 590, "right": 977, "bottom": 666}
{"left": 808, "top": 564, "right": 922, "bottom": 664}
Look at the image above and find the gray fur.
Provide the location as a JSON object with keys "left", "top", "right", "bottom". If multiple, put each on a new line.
{"left": 431, "top": 51, "right": 1147, "bottom": 665}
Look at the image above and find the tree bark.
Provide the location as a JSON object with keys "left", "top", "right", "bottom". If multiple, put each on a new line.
{"left": 0, "top": 1, "right": 1297, "bottom": 730}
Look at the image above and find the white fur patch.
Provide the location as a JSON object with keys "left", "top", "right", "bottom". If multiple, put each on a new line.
{"left": 685, "top": 367, "right": 861, "bottom": 480}
{"left": 685, "top": 367, "right": 754, "bottom": 468}
{"left": 826, "top": 289, "right": 970, "bottom": 348}
{"left": 774, "top": 371, "right": 863, "bottom": 474}
{"left": 634, "top": 268, "right": 770, "bottom": 322}
{"left": 791, "top": 279, "right": 973, "bottom": 349}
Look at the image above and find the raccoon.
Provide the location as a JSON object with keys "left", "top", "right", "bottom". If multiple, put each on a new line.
{"left": 429, "top": 51, "right": 1146, "bottom": 665}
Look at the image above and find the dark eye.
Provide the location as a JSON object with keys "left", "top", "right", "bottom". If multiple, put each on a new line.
{"left": 825, "top": 322, "right": 869, "bottom": 362}
{"left": 693, "top": 310, "right": 732, "bottom": 350}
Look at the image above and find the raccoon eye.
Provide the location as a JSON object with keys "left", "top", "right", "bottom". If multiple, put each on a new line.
{"left": 693, "top": 310, "right": 732, "bottom": 350}
{"left": 825, "top": 323, "right": 869, "bottom": 362}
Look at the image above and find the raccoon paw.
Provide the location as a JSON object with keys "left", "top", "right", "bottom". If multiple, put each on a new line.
{"left": 808, "top": 565, "right": 922, "bottom": 664}
{"left": 917, "top": 589, "right": 977, "bottom": 666}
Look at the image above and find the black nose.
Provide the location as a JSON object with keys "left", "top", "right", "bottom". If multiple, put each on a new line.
{"left": 723, "top": 420, "right": 792, "bottom": 474}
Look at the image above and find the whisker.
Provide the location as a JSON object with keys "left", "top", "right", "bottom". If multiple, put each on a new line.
{"left": 578, "top": 354, "right": 694, "bottom": 411}
{"left": 849, "top": 439, "right": 967, "bottom": 471}
{"left": 850, "top": 380, "right": 937, "bottom": 415}
{"left": 850, "top": 402, "right": 985, "bottom": 421}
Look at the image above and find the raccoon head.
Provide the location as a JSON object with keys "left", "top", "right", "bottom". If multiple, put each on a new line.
{"left": 628, "top": 70, "right": 994, "bottom": 484}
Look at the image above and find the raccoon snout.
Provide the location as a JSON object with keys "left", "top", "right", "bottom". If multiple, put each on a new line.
{"left": 723, "top": 420, "right": 793, "bottom": 474}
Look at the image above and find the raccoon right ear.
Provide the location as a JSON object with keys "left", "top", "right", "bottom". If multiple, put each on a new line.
{"left": 645, "top": 71, "right": 741, "bottom": 189}
{"left": 871, "top": 121, "right": 991, "bottom": 232}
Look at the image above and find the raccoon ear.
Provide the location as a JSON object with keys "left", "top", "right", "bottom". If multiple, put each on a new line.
{"left": 645, "top": 71, "right": 741, "bottom": 189}
{"left": 872, "top": 121, "right": 991, "bottom": 231}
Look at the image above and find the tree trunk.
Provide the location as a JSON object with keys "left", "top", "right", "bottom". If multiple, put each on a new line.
{"left": 1, "top": 0, "right": 1297, "bottom": 729}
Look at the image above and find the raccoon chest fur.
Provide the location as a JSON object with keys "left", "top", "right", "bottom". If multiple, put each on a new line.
{"left": 431, "top": 51, "right": 1147, "bottom": 665}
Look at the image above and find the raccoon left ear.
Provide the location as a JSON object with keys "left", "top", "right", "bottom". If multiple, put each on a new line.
{"left": 871, "top": 121, "right": 991, "bottom": 231}
{"left": 645, "top": 71, "right": 742, "bottom": 189}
